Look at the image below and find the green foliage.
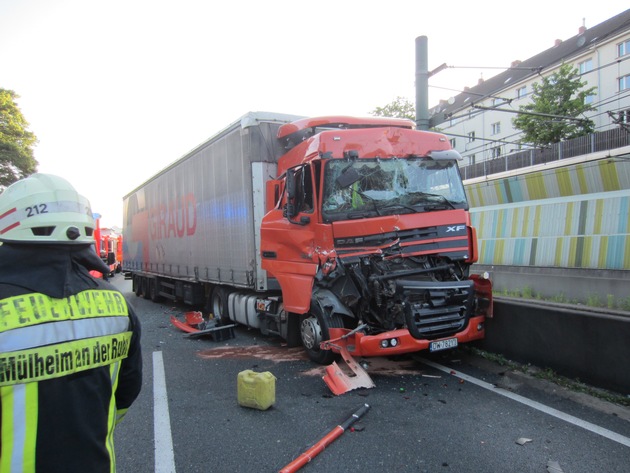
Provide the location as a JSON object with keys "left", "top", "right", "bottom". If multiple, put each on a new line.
{"left": 371, "top": 96, "right": 415, "bottom": 121}
{"left": 586, "top": 293, "right": 602, "bottom": 308}
{"left": 619, "top": 297, "right": 630, "bottom": 312}
{"left": 493, "top": 288, "right": 630, "bottom": 313}
{"left": 0, "top": 89, "right": 38, "bottom": 188}
{"left": 551, "top": 293, "right": 568, "bottom": 304}
{"left": 512, "top": 64, "right": 596, "bottom": 147}
{"left": 469, "top": 347, "right": 629, "bottom": 407}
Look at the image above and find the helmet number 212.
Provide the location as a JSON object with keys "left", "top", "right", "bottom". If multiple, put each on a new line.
{"left": 26, "top": 204, "right": 49, "bottom": 218}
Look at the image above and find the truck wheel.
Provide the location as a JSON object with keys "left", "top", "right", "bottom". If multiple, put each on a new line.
{"left": 210, "top": 286, "right": 230, "bottom": 323}
{"left": 300, "top": 304, "right": 342, "bottom": 365}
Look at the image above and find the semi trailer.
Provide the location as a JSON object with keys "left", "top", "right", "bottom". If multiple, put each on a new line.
{"left": 123, "top": 111, "right": 492, "bottom": 365}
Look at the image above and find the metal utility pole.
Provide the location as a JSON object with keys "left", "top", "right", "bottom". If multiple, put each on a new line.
{"left": 415, "top": 36, "right": 429, "bottom": 131}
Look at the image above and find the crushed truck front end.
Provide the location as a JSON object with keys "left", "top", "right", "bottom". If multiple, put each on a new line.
{"left": 315, "top": 209, "right": 492, "bottom": 356}
{"left": 318, "top": 212, "right": 492, "bottom": 358}
{"left": 261, "top": 117, "right": 492, "bottom": 363}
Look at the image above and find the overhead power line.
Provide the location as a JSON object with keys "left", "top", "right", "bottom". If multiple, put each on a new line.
{"left": 470, "top": 104, "right": 592, "bottom": 124}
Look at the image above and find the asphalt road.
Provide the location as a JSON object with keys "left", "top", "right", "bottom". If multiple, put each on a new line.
{"left": 111, "top": 277, "right": 630, "bottom": 473}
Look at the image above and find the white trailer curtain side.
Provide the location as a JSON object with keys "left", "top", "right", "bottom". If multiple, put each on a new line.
{"left": 122, "top": 111, "right": 302, "bottom": 291}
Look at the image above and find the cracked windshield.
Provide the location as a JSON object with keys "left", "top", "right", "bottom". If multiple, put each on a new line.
{"left": 322, "top": 157, "right": 467, "bottom": 222}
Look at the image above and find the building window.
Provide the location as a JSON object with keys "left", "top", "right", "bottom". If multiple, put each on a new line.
{"left": 620, "top": 74, "right": 630, "bottom": 91}
{"left": 469, "top": 154, "right": 476, "bottom": 166}
{"left": 490, "top": 146, "right": 502, "bottom": 159}
{"left": 578, "top": 58, "right": 593, "bottom": 74}
{"left": 516, "top": 86, "right": 527, "bottom": 99}
{"left": 585, "top": 94, "right": 594, "bottom": 104}
{"left": 619, "top": 110, "right": 630, "bottom": 123}
{"left": 491, "top": 122, "right": 501, "bottom": 135}
{"left": 468, "top": 131, "right": 476, "bottom": 142}
{"left": 450, "top": 138, "right": 456, "bottom": 148}
{"left": 618, "top": 39, "right": 630, "bottom": 57}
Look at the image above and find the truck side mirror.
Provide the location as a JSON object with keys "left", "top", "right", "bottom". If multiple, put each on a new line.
{"left": 285, "top": 169, "right": 298, "bottom": 219}
{"left": 286, "top": 169, "right": 296, "bottom": 198}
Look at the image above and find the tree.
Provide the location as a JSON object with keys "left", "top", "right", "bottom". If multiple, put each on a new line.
{"left": 371, "top": 96, "right": 415, "bottom": 120}
{"left": 512, "top": 64, "right": 596, "bottom": 147}
{"left": 0, "top": 88, "right": 38, "bottom": 189}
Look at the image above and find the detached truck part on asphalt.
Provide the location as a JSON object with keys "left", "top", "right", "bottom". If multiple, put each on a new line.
{"left": 123, "top": 111, "right": 492, "bottom": 364}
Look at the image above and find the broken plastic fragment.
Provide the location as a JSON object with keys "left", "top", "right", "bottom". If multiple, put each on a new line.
{"left": 516, "top": 437, "right": 532, "bottom": 446}
{"left": 547, "top": 460, "right": 564, "bottom": 473}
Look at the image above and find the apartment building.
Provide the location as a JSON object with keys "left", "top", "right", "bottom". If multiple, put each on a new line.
{"left": 429, "top": 9, "right": 630, "bottom": 169}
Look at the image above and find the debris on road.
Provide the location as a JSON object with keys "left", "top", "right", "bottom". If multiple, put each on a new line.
{"left": 170, "top": 311, "right": 236, "bottom": 341}
{"left": 515, "top": 437, "right": 533, "bottom": 446}
{"left": 547, "top": 460, "right": 564, "bottom": 473}
{"left": 279, "top": 403, "right": 370, "bottom": 473}
{"left": 237, "top": 370, "right": 276, "bottom": 410}
{"left": 322, "top": 345, "right": 375, "bottom": 395}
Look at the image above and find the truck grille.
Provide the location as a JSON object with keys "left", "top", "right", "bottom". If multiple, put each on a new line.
{"left": 335, "top": 223, "right": 470, "bottom": 261}
{"left": 395, "top": 279, "right": 473, "bottom": 340}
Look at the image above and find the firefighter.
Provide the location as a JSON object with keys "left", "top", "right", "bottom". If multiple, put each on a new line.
{"left": 0, "top": 173, "right": 142, "bottom": 473}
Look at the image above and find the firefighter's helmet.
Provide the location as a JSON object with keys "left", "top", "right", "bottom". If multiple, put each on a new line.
{"left": 0, "top": 173, "right": 95, "bottom": 245}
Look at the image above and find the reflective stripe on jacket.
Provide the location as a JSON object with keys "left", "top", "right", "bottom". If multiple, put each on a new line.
{"left": 0, "top": 287, "right": 142, "bottom": 473}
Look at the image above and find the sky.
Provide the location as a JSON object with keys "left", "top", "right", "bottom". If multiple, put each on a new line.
{"left": 1, "top": 0, "right": 628, "bottom": 228}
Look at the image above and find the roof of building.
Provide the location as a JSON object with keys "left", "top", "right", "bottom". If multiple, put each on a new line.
{"left": 429, "top": 8, "right": 630, "bottom": 127}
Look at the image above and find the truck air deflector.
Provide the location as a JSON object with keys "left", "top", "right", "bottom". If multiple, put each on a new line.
{"left": 396, "top": 279, "right": 474, "bottom": 340}
{"left": 277, "top": 116, "right": 414, "bottom": 139}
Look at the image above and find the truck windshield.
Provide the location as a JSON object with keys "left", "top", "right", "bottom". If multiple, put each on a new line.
{"left": 322, "top": 157, "right": 468, "bottom": 222}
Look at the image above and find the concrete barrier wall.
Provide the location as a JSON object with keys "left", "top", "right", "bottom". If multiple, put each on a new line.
{"left": 479, "top": 298, "right": 630, "bottom": 394}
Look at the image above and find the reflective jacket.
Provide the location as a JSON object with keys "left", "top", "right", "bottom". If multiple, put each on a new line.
{"left": 0, "top": 244, "right": 142, "bottom": 473}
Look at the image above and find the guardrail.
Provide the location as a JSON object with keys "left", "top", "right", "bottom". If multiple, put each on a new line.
{"left": 460, "top": 127, "right": 630, "bottom": 180}
{"left": 479, "top": 297, "right": 630, "bottom": 394}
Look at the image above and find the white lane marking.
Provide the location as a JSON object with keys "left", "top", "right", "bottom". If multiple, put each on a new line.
{"left": 153, "top": 351, "right": 177, "bottom": 472}
{"left": 418, "top": 357, "right": 630, "bottom": 448}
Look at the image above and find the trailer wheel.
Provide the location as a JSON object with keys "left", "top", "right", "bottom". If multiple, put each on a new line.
{"left": 300, "top": 304, "right": 342, "bottom": 365}
{"left": 210, "top": 286, "right": 231, "bottom": 323}
{"left": 134, "top": 276, "right": 142, "bottom": 297}
{"left": 142, "top": 278, "right": 151, "bottom": 300}
{"left": 149, "top": 279, "right": 161, "bottom": 302}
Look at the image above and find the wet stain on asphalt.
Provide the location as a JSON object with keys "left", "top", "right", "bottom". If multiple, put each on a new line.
{"left": 197, "top": 345, "right": 428, "bottom": 377}
{"left": 197, "top": 345, "right": 310, "bottom": 363}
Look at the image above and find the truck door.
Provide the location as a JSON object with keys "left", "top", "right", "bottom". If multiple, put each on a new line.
{"left": 260, "top": 164, "right": 318, "bottom": 313}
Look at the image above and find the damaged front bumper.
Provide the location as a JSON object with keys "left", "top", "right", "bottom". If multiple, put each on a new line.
{"left": 325, "top": 314, "right": 486, "bottom": 358}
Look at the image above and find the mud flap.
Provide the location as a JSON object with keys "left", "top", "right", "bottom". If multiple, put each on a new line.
{"left": 322, "top": 344, "right": 375, "bottom": 396}
{"left": 170, "top": 314, "right": 236, "bottom": 341}
{"left": 170, "top": 314, "right": 199, "bottom": 333}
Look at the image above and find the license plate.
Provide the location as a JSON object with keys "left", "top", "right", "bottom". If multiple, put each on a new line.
{"left": 429, "top": 338, "right": 458, "bottom": 352}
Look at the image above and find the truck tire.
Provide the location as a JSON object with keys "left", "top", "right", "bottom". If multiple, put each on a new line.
{"left": 210, "top": 286, "right": 231, "bottom": 323}
{"left": 300, "top": 304, "right": 342, "bottom": 365}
